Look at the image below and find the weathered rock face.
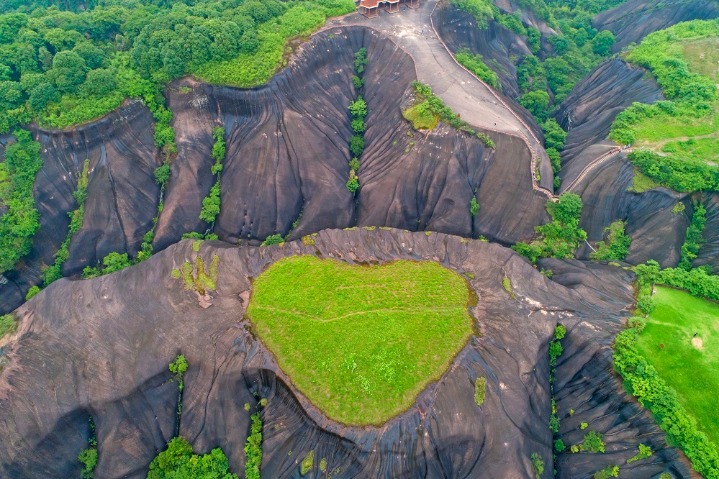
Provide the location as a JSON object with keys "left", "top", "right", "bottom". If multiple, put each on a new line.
{"left": 561, "top": 148, "right": 688, "bottom": 268}
{"left": 0, "top": 103, "right": 160, "bottom": 315}
{"left": 595, "top": 0, "right": 719, "bottom": 52}
{"left": 696, "top": 193, "right": 719, "bottom": 273}
{"left": 153, "top": 27, "right": 548, "bottom": 250}
{"left": 555, "top": 58, "right": 663, "bottom": 164}
{"left": 1, "top": 26, "right": 552, "bottom": 315}
{"left": 0, "top": 230, "right": 694, "bottom": 478}
{"left": 432, "top": 3, "right": 531, "bottom": 98}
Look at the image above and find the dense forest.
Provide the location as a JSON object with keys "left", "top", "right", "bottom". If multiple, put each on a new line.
{"left": 0, "top": 0, "right": 355, "bottom": 131}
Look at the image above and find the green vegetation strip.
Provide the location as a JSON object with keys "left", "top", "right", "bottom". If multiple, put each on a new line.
{"left": 247, "top": 256, "right": 474, "bottom": 425}
{"left": 636, "top": 287, "right": 719, "bottom": 447}
{"left": 0, "top": 131, "right": 42, "bottom": 275}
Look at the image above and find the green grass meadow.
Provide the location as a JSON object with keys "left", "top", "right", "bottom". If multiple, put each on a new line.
{"left": 247, "top": 256, "right": 474, "bottom": 425}
{"left": 636, "top": 287, "right": 719, "bottom": 445}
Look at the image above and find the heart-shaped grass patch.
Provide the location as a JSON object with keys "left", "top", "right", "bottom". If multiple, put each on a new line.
{"left": 247, "top": 255, "right": 474, "bottom": 425}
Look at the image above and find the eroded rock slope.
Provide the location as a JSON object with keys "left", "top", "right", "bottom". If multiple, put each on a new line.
{"left": 0, "top": 229, "right": 694, "bottom": 478}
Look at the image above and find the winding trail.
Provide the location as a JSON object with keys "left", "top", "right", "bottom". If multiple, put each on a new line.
{"left": 563, "top": 146, "right": 626, "bottom": 193}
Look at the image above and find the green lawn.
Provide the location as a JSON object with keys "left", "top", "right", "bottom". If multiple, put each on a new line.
{"left": 247, "top": 256, "right": 474, "bottom": 425}
{"left": 636, "top": 287, "right": 719, "bottom": 445}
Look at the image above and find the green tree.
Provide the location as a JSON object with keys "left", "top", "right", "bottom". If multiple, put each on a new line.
{"left": 592, "top": 30, "right": 615, "bottom": 56}
{"left": 147, "top": 437, "right": 238, "bottom": 479}
{"left": 519, "top": 90, "right": 550, "bottom": 122}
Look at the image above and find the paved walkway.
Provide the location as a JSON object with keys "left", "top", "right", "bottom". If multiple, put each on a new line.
{"left": 322, "top": 0, "right": 554, "bottom": 197}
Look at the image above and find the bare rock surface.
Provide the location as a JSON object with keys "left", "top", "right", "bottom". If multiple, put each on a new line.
{"left": 555, "top": 58, "right": 663, "bottom": 165}
{"left": 153, "top": 26, "right": 549, "bottom": 250}
{"left": 0, "top": 229, "right": 693, "bottom": 478}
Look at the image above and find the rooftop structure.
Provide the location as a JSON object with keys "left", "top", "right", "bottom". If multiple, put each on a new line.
{"left": 356, "top": 0, "right": 419, "bottom": 18}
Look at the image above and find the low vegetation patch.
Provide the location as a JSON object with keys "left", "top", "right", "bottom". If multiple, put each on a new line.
{"left": 247, "top": 256, "right": 474, "bottom": 425}
{"left": 0, "top": 313, "right": 17, "bottom": 339}
{"left": 610, "top": 20, "right": 719, "bottom": 192}
{"left": 474, "top": 376, "right": 487, "bottom": 406}
{"left": 171, "top": 255, "right": 220, "bottom": 296}
{"left": 404, "top": 82, "right": 496, "bottom": 148}
{"left": 590, "top": 220, "right": 631, "bottom": 261}
{"left": 636, "top": 287, "right": 719, "bottom": 446}
{"left": 455, "top": 49, "right": 500, "bottom": 89}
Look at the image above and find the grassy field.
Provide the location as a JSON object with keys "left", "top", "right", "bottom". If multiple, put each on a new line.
{"left": 636, "top": 287, "right": 719, "bottom": 445}
{"left": 628, "top": 32, "right": 719, "bottom": 165}
{"left": 247, "top": 256, "right": 474, "bottom": 425}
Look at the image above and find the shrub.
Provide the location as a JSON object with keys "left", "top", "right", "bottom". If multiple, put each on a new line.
{"left": 470, "top": 196, "right": 480, "bottom": 217}
{"left": 25, "top": 285, "right": 40, "bottom": 300}
{"left": 300, "top": 450, "right": 314, "bottom": 475}
{"left": 593, "top": 465, "right": 619, "bottom": 479}
{"left": 348, "top": 97, "right": 367, "bottom": 119}
{"left": 554, "top": 439, "right": 565, "bottom": 452}
{"left": 147, "top": 437, "right": 238, "bottom": 479}
{"left": 474, "top": 376, "right": 487, "bottom": 406}
{"left": 580, "top": 431, "right": 605, "bottom": 453}
{"left": 512, "top": 193, "right": 586, "bottom": 263}
{"left": 245, "top": 412, "right": 263, "bottom": 479}
{"left": 154, "top": 163, "right": 171, "bottom": 187}
{"left": 455, "top": 49, "right": 499, "bottom": 89}
{"left": 530, "top": 453, "right": 544, "bottom": 479}
{"left": 591, "top": 220, "right": 632, "bottom": 261}
{"left": 78, "top": 447, "right": 98, "bottom": 479}
{"left": 678, "top": 202, "right": 706, "bottom": 270}
{"left": 261, "top": 234, "right": 284, "bottom": 246}
{"left": 346, "top": 170, "right": 360, "bottom": 193}
{"left": 0, "top": 313, "right": 17, "bottom": 338}
{"left": 627, "top": 443, "right": 652, "bottom": 463}
{"left": 349, "top": 135, "right": 365, "bottom": 158}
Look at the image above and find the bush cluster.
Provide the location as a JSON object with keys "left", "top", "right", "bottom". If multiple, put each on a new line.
{"left": 0, "top": 130, "right": 42, "bottom": 275}
{"left": 512, "top": 193, "right": 586, "bottom": 263}
{"left": 590, "top": 220, "right": 631, "bottom": 261}
{"left": 408, "top": 82, "right": 496, "bottom": 148}
{"left": 455, "top": 49, "right": 500, "bottom": 89}
{"left": 147, "top": 436, "right": 238, "bottom": 479}
{"left": 245, "top": 412, "right": 263, "bottom": 479}
{"left": 678, "top": 201, "right": 706, "bottom": 270}
{"left": 199, "top": 127, "right": 226, "bottom": 227}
